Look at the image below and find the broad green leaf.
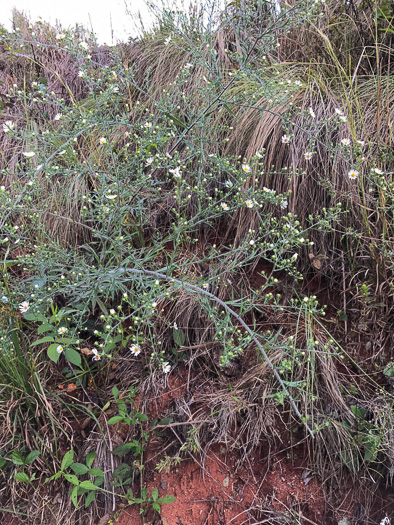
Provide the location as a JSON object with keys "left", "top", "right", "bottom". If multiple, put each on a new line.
{"left": 37, "top": 324, "right": 54, "bottom": 334}
{"left": 14, "top": 472, "right": 30, "bottom": 482}
{"left": 113, "top": 442, "right": 139, "bottom": 457}
{"left": 112, "top": 385, "right": 120, "bottom": 399}
{"left": 89, "top": 468, "right": 104, "bottom": 477}
{"left": 25, "top": 450, "right": 40, "bottom": 465}
{"left": 47, "top": 344, "right": 61, "bottom": 363}
{"left": 31, "top": 336, "right": 55, "bottom": 346}
{"left": 85, "top": 452, "right": 96, "bottom": 466}
{"left": 173, "top": 329, "right": 185, "bottom": 347}
{"left": 152, "top": 502, "right": 161, "bottom": 513}
{"left": 70, "top": 463, "right": 89, "bottom": 475}
{"left": 158, "top": 495, "right": 176, "bottom": 504}
{"left": 107, "top": 416, "right": 125, "bottom": 425}
{"left": 24, "top": 313, "right": 46, "bottom": 322}
{"left": 64, "top": 348, "right": 82, "bottom": 367}
{"left": 79, "top": 480, "right": 99, "bottom": 490}
{"left": 61, "top": 449, "right": 74, "bottom": 471}
{"left": 152, "top": 487, "right": 159, "bottom": 501}
{"left": 11, "top": 451, "right": 25, "bottom": 465}
{"left": 64, "top": 473, "right": 80, "bottom": 485}
{"left": 84, "top": 490, "right": 96, "bottom": 508}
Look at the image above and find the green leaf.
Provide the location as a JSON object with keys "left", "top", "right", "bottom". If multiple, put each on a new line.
{"left": 11, "top": 451, "right": 25, "bottom": 466}
{"left": 14, "top": 472, "right": 30, "bottom": 482}
{"left": 37, "top": 324, "right": 54, "bottom": 334}
{"left": 173, "top": 329, "right": 185, "bottom": 347}
{"left": 152, "top": 487, "right": 159, "bottom": 501}
{"left": 136, "top": 413, "right": 148, "bottom": 422}
{"left": 84, "top": 490, "right": 96, "bottom": 508}
{"left": 107, "top": 416, "right": 125, "bottom": 425}
{"left": 0, "top": 458, "right": 7, "bottom": 469}
{"left": 152, "top": 502, "right": 161, "bottom": 513}
{"left": 79, "top": 480, "right": 99, "bottom": 490}
{"left": 31, "top": 335, "right": 55, "bottom": 346}
{"left": 112, "top": 386, "right": 120, "bottom": 399}
{"left": 64, "top": 348, "right": 82, "bottom": 367}
{"left": 24, "top": 313, "right": 46, "bottom": 322}
{"left": 70, "top": 463, "right": 89, "bottom": 475}
{"left": 85, "top": 452, "right": 96, "bottom": 466}
{"left": 47, "top": 344, "right": 61, "bottom": 363}
{"left": 64, "top": 473, "right": 80, "bottom": 485}
{"left": 25, "top": 450, "right": 40, "bottom": 465}
{"left": 113, "top": 443, "right": 139, "bottom": 457}
{"left": 89, "top": 468, "right": 104, "bottom": 477}
{"left": 159, "top": 495, "right": 176, "bottom": 504}
{"left": 71, "top": 485, "right": 79, "bottom": 509}
{"left": 96, "top": 297, "right": 108, "bottom": 316}
{"left": 61, "top": 449, "right": 74, "bottom": 471}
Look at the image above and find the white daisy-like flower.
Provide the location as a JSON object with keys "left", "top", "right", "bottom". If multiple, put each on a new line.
{"left": 2, "top": 121, "right": 15, "bottom": 133}
{"left": 294, "top": 80, "right": 302, "bottom": 87}
{"left": 224, "top": 180, "right": 233, "bottom": 188}
{"left": 173, "top": 322, "right": 178, "bottom": 330}
{"left": 99, "top": 137, "right": 106, "bottom": 144}
{"left": 78, "top": 70, "right": 85, "bottom": 77}
{"left": 341, "top": 138, "right": 351, "bottom": 146}
{"left": 246, "top": 200, "right": 254, "bottom": 208}
{"left": 144, "top": 122, "right": 153, "bottom": 129}
{"left": 281, "top": 134, "right": 291, "bottom": 144}
{"left": 56, "top": 33, "right": 65, "bottom": 40}
{"left": 357, "top": 140, "right": 365, "bottom": 147}
{"left": 109, "top": 309, "right": 116, "bottom": 315}
{"left": 221, "top": 202, "right": 229, "bottom": 211}
{"left": 202, "top": 283, "right": 209, "bottom": 290}
{"left": 304, "top": 151, "right": 313, "bottom": 160}
{"left": 19, "top": 301, "right": 29, "bottom": 314}
{"left": 249, "top": 240, "right": 255, "bottom": 246}
{"left": 291, "top": 253, "right": 298, "bottom": 261}
{"left": 23, "top": 151, "right": 35, "bottom": 158}
{"left": 263, "top": 187, "right": 275, "bottom": 194}
{"left": 162, "top": 362, "right": 171, "bottom": 373}
{"left": 380, "top": 518, "right": 390, "bottom": 525}
{"left": 56, "top": 345, "right": 64, "bottom": 354}
{"left": 145, "top": 157, "right": 154, "bottom": 167}
{"left": 373, "top": 167, "right": 383, "bottom": 175}
{"left": 348, "top": 169, "right": 359, "bottom": 180}
{"left": 54, "top": 113, "right": 62, "bottom": 121}
{"left": 242, "top": 164, "right": 251, "bottom": 173}
{"left": 308, "top": 107, "right": 315, "bottom": 118}
{"left": 339, "top": 116, "right": 347, "bottom": 123}
{"left": 92, "top": 348, "right": 101, "bottom": 361}
{"left": 335, "top": 108, "right": 344, "bottom": 115}
{"left": 185, "top": 63, "right": 193, "bottom": 68}
{"left": 169, "top": 167, "right": 182, "bottom": 178}
{"left": 79, "top": 41, "right": 89, "bottom": 50}
{"left": 130, "top": 344, "right": 141, "bottom": 356}
{"left": 164, "top": 35, "right": 172, "bottom": 46}
{"left": 105, "top": 194, "right": 117, "bottom": 200}
{"left": 280, "top": 199, "right": 288, "bottom": 209}
{"left": 57, "top": 326, "right": 68, "bottom": 335}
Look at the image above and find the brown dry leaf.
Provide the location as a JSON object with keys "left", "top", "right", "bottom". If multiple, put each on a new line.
{"left": 81, "top": 347, "right": 93, "bottom": 356}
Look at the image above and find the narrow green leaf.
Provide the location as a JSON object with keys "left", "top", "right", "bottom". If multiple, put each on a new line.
{"left": 61, "top": 449, "right": 74, "bottom": 471}
{"left": 71, "top": 486, "right": 79, "bottom": 509}
{"left": 84, "top": 490, "right": 96, "bottom": 508}
{"left": 14, "top": 472, "right": 30, "bottom": 482}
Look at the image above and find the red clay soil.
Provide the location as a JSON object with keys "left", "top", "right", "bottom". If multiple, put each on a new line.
{"left": 113, "top": 445, "right": 325, "bottom": 525}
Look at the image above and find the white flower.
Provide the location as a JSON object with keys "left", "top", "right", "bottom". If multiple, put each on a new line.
{"left": 23, "top": 151, "right": 35, "bottom": 157}
{"left": 92, "top": 348, "right": 101, "bottom": 361}
{"left": 281, "top": 134, "right": 291, "bottom": 144}
{"left": 145, "top": 157, "right": 154, "bottom": 167}
{"left": 304, "top": 151, "right": 313, "bottom": 160}
{"left": 380, "top": 518, "right": 390, "bottom": 525}
{"left": 291, "top": 253, "right": 298, "bottom": 261}
{"left": 263, "top": 187, "right": 275, "bottom": 194}
{"left": 249, "top": 240, "right": 255, "bottom": 246}
{"left": 348, "top": 169, "right": 359, "bottom": 180}
{"left": 79, "top": 41, "right": 89, "bottom": 50}
{"left": 373, "top": 167, "right": 383, "bottom": 175}
{"left": 280, "top": 199, "right": 288, "bottom": 209}
{"left": 221, "top": 202, "right": 229, "bottom": 211}
{"left": 56, "top": 33, "right": 65, "bottom": 40}
{"left": 356, "top": 140, "right": 365, "bottom": 147}
{"left": 335, "top": 108, "right": 344, "bottom": 115}
{"left": 110, "top": 309, "right": 116, "bottom": 315}
{"left": 341, "top": 138, "right": 351, "bottom": 146}
{"left": 152, "top": 302, "right": 157, "bottom": 308}
{"left": 169, "top": 167, "right": 182, "bottom": 178}
{"left": 78, "top": 70, "right": 85, "bottom": 77}
{"left": 105, "top": 194, "right": 117, "bottom": 200}
{"left": 1, "top": 296, "right": 9, "bottom": 303}
{"left": 56, "top": 345, "right": 64, "bottom": 354}
{"left": 242, "top": 164, "right": 251, "bottom": 173}
{"left": 164, "top": 35, "right": 171, "bottom": 46}
{"left": 112, "top": 71, "right": 117, "bottom": 80}
{"left": 144, "top": 122, "right": 153, "bottom": 129}
{"left": 0, "top": 186, "right": 5, "bottom": 190}
{"left": 294, "top": 80, "right": 302, "bottom": 87}
{"left": 19, "top": 301, "right": 29, "bottom": 313}
{"left": 57, "top": 326, "right": 68, "bottom": 335}
{"left": 58, "top": 150, "right": 66, "bottom": 155}
{"left": 184, "top": 62, "right": 193, "bottom": 68}
{"left": 162, "top": 362, "right": 171, "bottom": 373}
{"left": 2, "top": 121, "right": 15, "bottom": 133}
{"left": 202, "top": 283, "right": 209, "bottom": 290}
{"left": 224, "top": 180, "right": 233, "bottom": 188}
{"left": 173, "top": 322, "right": 178, "bottom": 330}
{"left": 99, "top": 137, "right": 106, "bottom": 144}
{"left": 130, "top": 344, "right": 141, "bottom": 356}
{"left": 54, "top": 113, "right": 62, "bottom": 121}
{"left": 339, "top": 115, "right": 347, "bottom": 123}
{"left": 308, "top": 107, "right": 315, "bottom": 118}
{"left": 246, "top": 200, "right": 254, "bottom": 208}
